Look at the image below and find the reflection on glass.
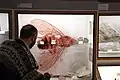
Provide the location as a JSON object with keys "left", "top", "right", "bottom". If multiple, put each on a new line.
{"left": 0, "top": 13, "right": 9, "bottom": 44}
{"left": 18, "top": 14, "right": 94, "bottom": 79}
{"left": 99, "top": 16, "right": 120, "bottom": 57}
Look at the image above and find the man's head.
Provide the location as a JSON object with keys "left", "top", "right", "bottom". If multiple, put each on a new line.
{"left": 20, "top": 24, "right": 38, "bottom": 49}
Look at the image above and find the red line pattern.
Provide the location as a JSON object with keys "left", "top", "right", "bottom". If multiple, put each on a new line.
{"left": 31, "top": 19, "right": 76, "bottom": 71}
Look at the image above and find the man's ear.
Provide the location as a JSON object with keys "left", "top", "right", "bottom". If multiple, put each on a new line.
{"left": 29, "top": 36, "right": 35, "bottom": 41}
{"left": 30, "top": 34, "right": 37, "bottom": 41}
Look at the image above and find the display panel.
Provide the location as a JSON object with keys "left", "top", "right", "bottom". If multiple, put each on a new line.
{"left": 99, "top": 15, "right": 120, "bottom": 57}
{"left": 0, "top": 12, "right": 10, "bottom": 43}
{"left": 98, "top": 66, "right": 120, "bottom": 80}
{"left": 16, "top": 11, "right": 96, "bottom": 79}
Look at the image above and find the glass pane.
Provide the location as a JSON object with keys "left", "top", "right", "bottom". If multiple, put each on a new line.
{"left": 0, "top": 13, "right": 9, "bottom": 44}
{"left": 98, "top": 66, "right": 120, "bottom": 80}
{"left": 99, "top": 16, "right": 120, "bottom": 57}
{"left": 18, "top": 14, "right": 94, "bottom": 79}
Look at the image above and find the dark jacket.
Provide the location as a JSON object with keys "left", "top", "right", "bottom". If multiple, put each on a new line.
{"left": 0, "top": 39, "right": 51, "bottom": 80}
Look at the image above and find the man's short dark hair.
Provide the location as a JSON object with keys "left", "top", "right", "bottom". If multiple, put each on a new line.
{"left": 20, "top": 24, "right": 37, "bottom": 39}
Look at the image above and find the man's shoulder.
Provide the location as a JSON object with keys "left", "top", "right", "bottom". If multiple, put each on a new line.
{"left": 0, "top": 39, "right": 18, "bottom": 52}
{"left": 2, "top": 39, "right": 15, "bottom": 43}
{"left": 0, "top": 39, "right": 17, "bottom": 53}
{"left": 1, "top": 39, "right": 17, "bottom": 46}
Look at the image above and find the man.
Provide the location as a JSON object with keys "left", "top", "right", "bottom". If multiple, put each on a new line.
{"left": 0, "top": 24, "right": 51, "bottom": 80}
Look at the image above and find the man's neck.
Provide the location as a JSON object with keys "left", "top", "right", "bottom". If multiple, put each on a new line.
{"left": 20, "top": 38, "right": 30, "bottom": 48}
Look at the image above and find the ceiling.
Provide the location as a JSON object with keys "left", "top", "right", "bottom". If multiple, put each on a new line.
{"left": 61, "top": 0, "right": 120, "bottom": 3}
{"left": 98, "top": 0, "right": 120, "bottom": 3}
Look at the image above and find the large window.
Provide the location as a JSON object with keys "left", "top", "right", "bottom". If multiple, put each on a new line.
{"left": 99, "top": 12, "right": 120, "bottom": 58}
{"left": 0, "top": 10, "right": 12, "bottom": 44}
{"left": 14, "top": 10, "right": 97, "bottom": 79}
{"left": 98, "top": 66, "right": 120, "bottom": 80}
